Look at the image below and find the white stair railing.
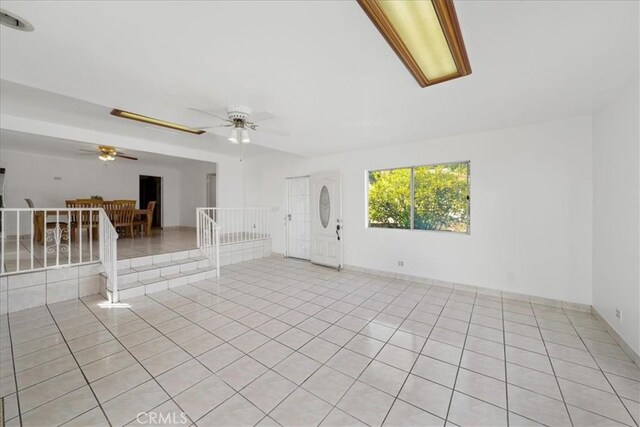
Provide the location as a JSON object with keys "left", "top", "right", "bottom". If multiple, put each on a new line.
{"left": 196, "top": 208, "right": 220, "bottom": 278}
{"left": 99, "top": 209, "right": 119, "bottom": 302}
{"left": 197, "top": 207, "right": 271, "bottom": 244}
{"left": 0, "top": 208, "right": 119, "bottom": 301}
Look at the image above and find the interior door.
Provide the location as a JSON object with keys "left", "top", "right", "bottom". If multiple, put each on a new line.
{"left": 139, "top": 175, "right": 162, "bottom": 228}
{"left": 310, "top": 170, "right": 342, "bottom": 269}
{"left": 285, "top": 176, "right": 310, "bottom": 260}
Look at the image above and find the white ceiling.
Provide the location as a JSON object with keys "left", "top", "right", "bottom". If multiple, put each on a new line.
{"left": 0, "top": 128, "right": 214, "bottom": 168}
{"left": 0, "top": 1, "right": 638, "bottom": 157}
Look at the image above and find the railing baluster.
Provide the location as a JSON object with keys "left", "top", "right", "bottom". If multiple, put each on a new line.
{"left": 43, "top": 210, "right": 47, "bottom": 269}
{"left": 30, "top": 211, "right": 34, "bottom": 270}
{"left": 79, "top": 208, "right": 83, "bottom": 263}
{"left": 67, "top": 209, "right": 71, "bottom": 265}
{"left": 1, "top": 210, "right": 5, "bottom": 275}
{"left": 16, "top": 212, "right": 20, "bottom": 272}
{"left": 55, "top": 212, "right": 60, "bottom": 266}
{"left": 89, "top": 209, "right": 93, "bottom": 261}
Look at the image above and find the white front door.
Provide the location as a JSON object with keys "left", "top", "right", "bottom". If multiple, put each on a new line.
{"left": 310, "top": 170, "right": 342, "bottom": 269}
{"left": 285, "top": 176, "right": 310, "bottom": 260}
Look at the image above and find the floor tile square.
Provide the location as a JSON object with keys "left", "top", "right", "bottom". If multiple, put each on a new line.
{"left": 250, "top": 340, "right": 294, "bottom": 368}
{"left": 197, "top": 343, "right": 244, "bottom": 372}
{"left": 411, "top": 355, "right": 458, "bottom": 388}
{"left": 299, "top": 337, "right": 340, "bottom": 363}
{"left": 383, "top": 399, "right": 444, "bottom": 427}
{"left": 376, "top": 344, "right": 418, "bottom": 372}
{"left": 398, "top": 374, "right": 452, "bottom": 419}
{"left": 174, "top": 374, "right": 235, "bottom": 421}
{"left": 270, "top": 388, "right": 332, "bottom": 427}
{"left": 274, "top": 352, "right": 321, "bottom": 385}
{"left": 156, "top": 358, "right": 212, "bottom": 397}
{"left": 240, "top": 370, "right": 296, "bottom": 413}
{"left": 217, "top": 355, "right": 268, "bottom": 391}
{"left": 197, "top": 393, "right": 265, "bottom": 427}
{"left": 302, "top": 365, "right": 355, "bottom": 405}
{"left": 448, "top": 391, "right": 507, "bottom": 426}
{"left": 360, "top": 360, "right": 408, "bottom": 396}
{"left": 337, "top": 381, "right": 395, "bottom": 426}
{"left": 327, "top": 348, "right": 372, "bottom": 378}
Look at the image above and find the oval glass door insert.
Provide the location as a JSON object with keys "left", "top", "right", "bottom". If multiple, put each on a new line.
{"left": 319, "top": 185, "right": 330, "bottom": 228}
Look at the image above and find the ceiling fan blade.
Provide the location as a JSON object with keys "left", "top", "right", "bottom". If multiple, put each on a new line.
{"left": 78, "top": 148, "right": 97, "bottom": 153}
{"left": 188, "top": 107, "right": 230, "bottom": 122}
{"left": 116, "top": 154, "right": 138, "bottom": 160}
{"left": 76, "top": 153, "right": 95, "bottom": 156}
{"left": 249, "top": 111, "right": 276, "bottom": 123}
{"left": 195, "top": 124, "right": 233, "bottom": 130}
{"left": 254, "top": 126, "right": 290, "bottom": 137}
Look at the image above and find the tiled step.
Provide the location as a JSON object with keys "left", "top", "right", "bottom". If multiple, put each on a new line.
{"left": 111, "top": 263, "right": 218, "bottom": 300}
{"left": 100, "top": 248, "right": 218, "bottom": 301}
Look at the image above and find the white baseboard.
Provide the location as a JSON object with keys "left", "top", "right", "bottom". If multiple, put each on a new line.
{"left": 591, "top": 307, "right": 640, "bottom": 367}
{"left": 342, "top": 264, "right": 591, "bottom": 313}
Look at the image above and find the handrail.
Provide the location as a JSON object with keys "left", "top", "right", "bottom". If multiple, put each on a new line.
{"left": 0, "top": 207, "right": 102, "bottom": 275}
{"left": 0, "top": 207, "right": 119, "bottom": 302}
{"left": 197, "top": 207, "right": 271, "bottom": 245}
{"left": 196, "top": 208, "right": 220, "bottom": 278}
{"left": 99, "top": 208, "right": 119, "bottom": 302}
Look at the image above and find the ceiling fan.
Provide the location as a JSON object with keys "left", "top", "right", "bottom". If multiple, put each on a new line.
{"left": 189, "top": 105, "right": 289, "bottom": 144}
{"left": 78, "top": 145, "right": 138, "bottom": 162}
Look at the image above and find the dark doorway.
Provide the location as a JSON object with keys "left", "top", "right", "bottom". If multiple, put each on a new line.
{"left": 139, "top": 175, "right": 162, "bottom": 228}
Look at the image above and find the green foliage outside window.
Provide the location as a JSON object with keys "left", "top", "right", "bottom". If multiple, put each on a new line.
{"left": 368, "top": 162, "right": 469, "bottom": 233}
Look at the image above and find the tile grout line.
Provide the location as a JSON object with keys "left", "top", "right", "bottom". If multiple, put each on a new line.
{"left": 442, "top": 291, "right": 478, "bottom": 424}
{"left": 77, "top": 298, "right": 198, "bottom": 426}
{"left": 5, "top": 312, "right": 24, "bottom": 426}
{"left": 188, "top": 267, "right": 407, "bottom": 425}
{"left": 562, "top": 308, "right": 639, "bottom": 427}
{"left": 43, "top": 304, "right": 112, "bottom": 426}
{"left": 529, "top": 304, "right": 575, "bottom": 427}
{"left": 378, "top": 285, "right": 454, "bottom": 426}
{"left": 500, "top": 295, "right": 510, "bottom": 426}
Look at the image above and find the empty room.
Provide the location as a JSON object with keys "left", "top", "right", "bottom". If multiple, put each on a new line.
{"left": 0, "top": 1, "right": 638, "bottom": 426}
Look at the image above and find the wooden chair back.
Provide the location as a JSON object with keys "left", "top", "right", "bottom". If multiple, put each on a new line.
{"left": 146, "top": 201, "right": 157, "bottom": 217}
{"left": 65, "top": 199, "right": 102, "bottom": 225}
{"left": 104, "top": 200, "right": 136, "bottom": 226}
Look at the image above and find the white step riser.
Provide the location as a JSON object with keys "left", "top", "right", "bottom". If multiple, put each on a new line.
{"left": 115, "top": 267, "right": 217, "bottom": 300}
{"left": 118, "top": 249, "right": 202, "bottom": 270}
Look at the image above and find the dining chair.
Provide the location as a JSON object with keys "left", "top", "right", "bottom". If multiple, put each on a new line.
{"left": 66, "top": 199, "right": 102, "bottom": 241}
{"left": 25, "top": 199, "right": 68, "bottom": 244}
{"left": 107, "top": 200, "right": 136, "bottom": 237}
{"left": 133, "top": 201, "right": 156, "bottom": 237}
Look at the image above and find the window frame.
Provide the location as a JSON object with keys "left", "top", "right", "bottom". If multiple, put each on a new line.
{"left": 366, "top": 161, "right": 471, "bottom": 234}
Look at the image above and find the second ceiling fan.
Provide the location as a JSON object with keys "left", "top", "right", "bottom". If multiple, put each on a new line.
{"left": 190, "top": 105, "right": 289, "bottom": 144}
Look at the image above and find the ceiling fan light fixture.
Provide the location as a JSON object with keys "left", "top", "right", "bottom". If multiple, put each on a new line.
{"left": 99, "top": 153, "right": 115, "bottom": 162}
{"left": 228, "top": 128, "right": 239, "bottom": 144}
{"left": 110, "top": 109, "right": 205, "bottom": 135}
{"left": 358, "top": 0, "right": 471, "bottom": 87}
{"left": 241, "top": 129, "right": 250, "bottom": 144}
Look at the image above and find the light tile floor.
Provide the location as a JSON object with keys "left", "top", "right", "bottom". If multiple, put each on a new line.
{"left": 1, "top": 257, "right": 638, "bottom": 426}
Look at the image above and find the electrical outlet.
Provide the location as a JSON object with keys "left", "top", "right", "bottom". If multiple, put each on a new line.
{"left": 616, "top": 309, "right": 621, "bottom": 321}
{"left": 398, "top": 261, "right": 404, "bottom": 267}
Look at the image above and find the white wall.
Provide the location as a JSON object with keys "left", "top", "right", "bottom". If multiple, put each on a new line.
{"left": 592, "top": 77, "right": 640, "bottom": 355}
{"left": 244, "top": 116, "right": 594, "bottom": 305}
{"left": 180, "top": 161, "right": 217, "bottom": 227}
{"left": 0, "top": 149, "right": 217, "bottom": 229}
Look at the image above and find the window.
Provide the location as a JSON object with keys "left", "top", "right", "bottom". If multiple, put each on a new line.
{"left": 367, "top": 162, "right": 470, "bottom": 233}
